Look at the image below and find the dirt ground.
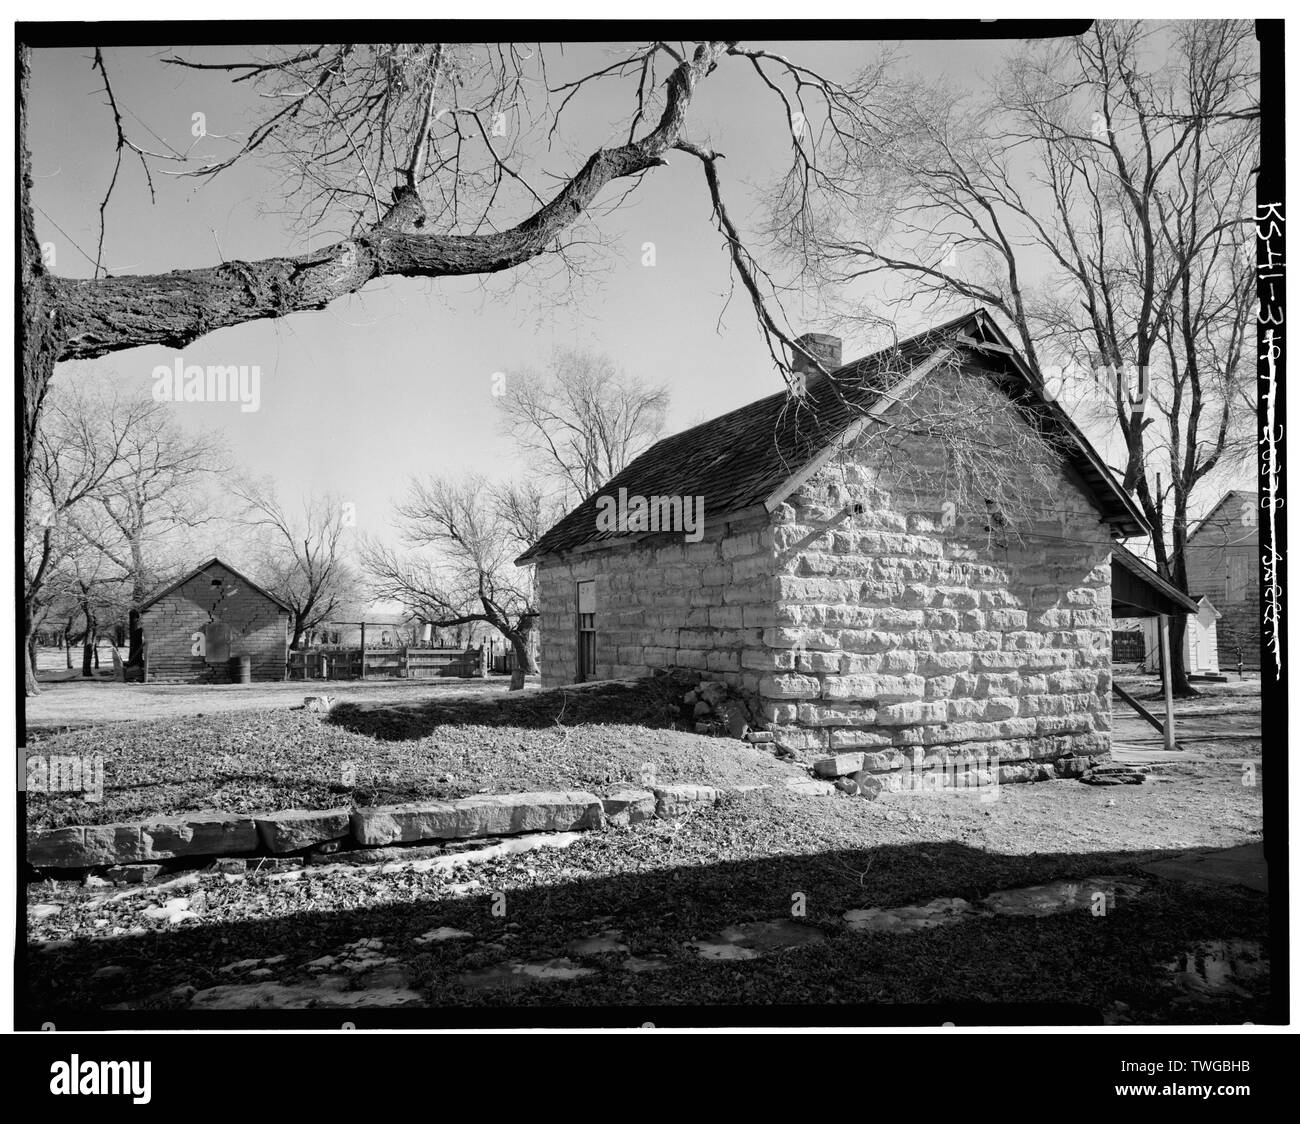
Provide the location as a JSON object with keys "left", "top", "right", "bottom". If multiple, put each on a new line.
{"left": 23, "top": 744, "right": 1268, "bottom": 1022}
{"left": 23, "top": 672, "right": 1270, "bottom": 1023}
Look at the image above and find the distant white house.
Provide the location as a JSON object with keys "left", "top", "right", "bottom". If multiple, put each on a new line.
{"left": 1141, "top": 595, "right": 1221, "bottom": 676}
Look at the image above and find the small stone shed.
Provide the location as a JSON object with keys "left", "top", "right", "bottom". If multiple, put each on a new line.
{"left": 519, "top": 309, "right": 1154, "bottom": 781}
{"left": 138, "top": 557, "right": 290, "bottom": 683}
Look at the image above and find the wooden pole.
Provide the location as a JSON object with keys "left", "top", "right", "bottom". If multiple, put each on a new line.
{"left": 1158, "top": 614, "right": 1177, "bottom": 750}
{"left": 359, "top": 621, "right": 367, "bottom": 680}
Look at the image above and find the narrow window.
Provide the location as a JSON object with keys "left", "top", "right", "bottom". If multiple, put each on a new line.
{"left": 576, "top": 580, "right": 596, "bottom": 682}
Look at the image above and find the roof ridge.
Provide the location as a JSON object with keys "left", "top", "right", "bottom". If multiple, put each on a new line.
{"left": 139, "top": 556, "right": 293, "bottom": 614}
{"left": 654, "top": 312, "right": 985, "bottom": 446}
{"left": 519, "top": 307, "right": 1148, "bottom": 563}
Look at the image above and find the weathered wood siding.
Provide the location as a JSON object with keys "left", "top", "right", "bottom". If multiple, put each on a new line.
{"left": 1184, "top": 491, "right": 1259, "bottom": 666}
{"left": 141, "top": 561, "right": 288, "bottom": 682}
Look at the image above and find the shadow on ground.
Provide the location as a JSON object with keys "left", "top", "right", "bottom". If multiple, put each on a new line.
{"left": 22, "top": 839, "right": 1273, "bottom": 1028}
{"left": 328, "top": 678, "right": 683, "bottom": 741}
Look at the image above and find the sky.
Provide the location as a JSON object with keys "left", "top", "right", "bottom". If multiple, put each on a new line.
{"left": 27, "top": 33, "right": 1253, "bottom": 579}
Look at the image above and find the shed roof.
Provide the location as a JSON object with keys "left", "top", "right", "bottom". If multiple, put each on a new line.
{"left": 138, "top": 557, "right": 293, "bottom": 615}
{"left": 519, "top": 309, "right": 1148, "bottom": 563}
{"left": 1111, "top": 544, "right": 1200, "bottom": 618}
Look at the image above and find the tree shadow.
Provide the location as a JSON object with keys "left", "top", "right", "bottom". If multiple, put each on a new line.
{"left": 21, "top": 838, "right": 1274, "bottom": 1029}
{"left": 328, "top": 677, "right": 687, "bottom": 741}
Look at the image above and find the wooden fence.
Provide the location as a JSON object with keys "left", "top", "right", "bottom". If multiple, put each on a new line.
{"left": 1111, "top": 630, "right": 1146, "bottom": 663}
{"left": 288, "top": 645, "right": 485, "bottom": 681}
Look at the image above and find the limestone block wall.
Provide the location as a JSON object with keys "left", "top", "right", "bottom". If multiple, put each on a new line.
{"left": 533, "top": 366, "right": 1117, "bottom": 775}
{"left": 756, "top": 385, "right": 1113, "bottom": 766}
{"left": 535, "top": 509, "right": 777, "bottom": 693}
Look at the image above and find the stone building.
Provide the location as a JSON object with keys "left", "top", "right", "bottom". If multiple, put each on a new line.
{"left": 519, "top": 310, "right": 1150, "bottom": 780}
{"left": 1184, "top": 489, "right": 1260, "bottom": 667}
{"left": 138, "top": 557, "right": 290, "bottom": 682}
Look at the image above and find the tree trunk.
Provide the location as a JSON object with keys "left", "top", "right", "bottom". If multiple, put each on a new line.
{"left": 127, "top": 610, "right": 144, "bottom": 666}
{"left": 508, "top": 632, "right": 538, "bottom": 692}
{"left": 1167, "top": 496, "right": 1199, "bottom": 697}
{"left": 27, "top": 632, "right": 40, "bottom": 688}
{"left": 20, "top": 50, "right": 58, "bottom": 699}
{"left": 24, "top": 643, "right": 40, "bottom": 695}
{"left": 1167, "top": 613, "right": 1196, "bottom": 697}
{"left": 81, "top": 606, "right": 98, "bottom": 677}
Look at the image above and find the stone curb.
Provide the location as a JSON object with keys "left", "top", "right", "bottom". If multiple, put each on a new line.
{"left": 28, "top": 780, "right": 788, "bottom": 871}
{"left": 350, "top": 791, "right": 604, "bottom": 846}
{"left": 29, "top": 790, "right": 606, "bottom": 870}
{"left": 27, "top": 813, "right": 259, "bottom": 869}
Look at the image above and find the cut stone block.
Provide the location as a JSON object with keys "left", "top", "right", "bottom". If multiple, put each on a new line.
{"left": 651, "top": 784, "right": 721, "bottom": 817}
{"left": 105, "top": 863, "right": 164, "bottom": 885}
{"left": 601, "top": 789, "right": 657, "bottom": 827}
{"left": 256, "top": 807, "right": 352, "bottom": 853}
{"left": 350, "top": 791, "right": 603, "bottom": 846}
{"left": 28, "top": 813, "right": 257, "bottom": 868}
{"left": 140, "top": 813, "right": 259, "bottom": 860}
{"left": 812, "top": 752, "right": 866, "bottom": 779}
{"left": 28, "top": 826, "right": 129, "bottom": 869}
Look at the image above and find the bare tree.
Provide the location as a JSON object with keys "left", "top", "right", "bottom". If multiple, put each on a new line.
{"left": 489, "top": 476, "right": 567, "bottom": 550}
{"left": 21, "top": 40, "right": 891, "bottom": 506}
{"left": 235, "top": 483, "right": 360, "bottom": 651}
{"left": 767, "top": 20, "right": 1258, "bottom": 693}
{"left": 23, "top": 384, "right": 147, "bottom": 693}
{"left": 364, "top": 474, "right": 542, "bottom": 689}
{"left": 19, "top": 39, "right": 910, "bottom": 698}
{"left": 67, "top": 397, "right": 229, "bottom": 667}
{"left": 497, "top": 348, "right": 669, "bottom": 502}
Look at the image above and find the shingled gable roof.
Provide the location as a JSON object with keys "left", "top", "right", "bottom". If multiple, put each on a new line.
{"left": 1187, "top": 488, "right": 1259, "bottom": 543}
{"left": 138, "top": 556, "right": 294, "bottom": 614}
{"left": 518, "top": 309, "right": 1148, "bottom": 564}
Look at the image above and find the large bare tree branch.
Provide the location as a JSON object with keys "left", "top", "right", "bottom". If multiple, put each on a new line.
{"left": 39, "top": 41, "right": 729, "bottom": 362}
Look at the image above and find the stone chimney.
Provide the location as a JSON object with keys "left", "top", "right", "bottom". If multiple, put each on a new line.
{"left": 790, "top": 332, "right": 843, "bottom": 379}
